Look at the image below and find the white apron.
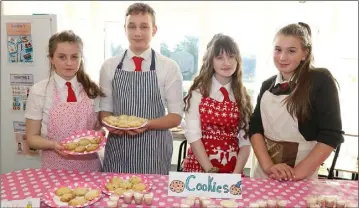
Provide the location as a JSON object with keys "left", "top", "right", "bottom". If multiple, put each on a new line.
{"left": 250, "top": 90, "right": 318, "bottom": 179}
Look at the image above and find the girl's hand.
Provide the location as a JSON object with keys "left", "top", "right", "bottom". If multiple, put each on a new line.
{"left": 267, "top": 163, "right": 296, "bottom": 181}
{"left": 292, "top": 166, "right": 308, "bottom": 181}
{"left": 52, "top": 141, "right": 68, "bottom": 157}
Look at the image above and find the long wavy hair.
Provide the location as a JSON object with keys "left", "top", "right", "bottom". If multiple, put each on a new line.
{"left": 48, "top": 30, "right": 105, "bottom": 98}
{"left": 276, "top": 22, "right": 315, "bottom": 122}
{"left": 184, "top": 34, "right": 253, "bottom": 138}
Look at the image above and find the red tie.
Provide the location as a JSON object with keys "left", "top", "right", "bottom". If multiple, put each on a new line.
{"left": 132, "top": 56, "right": 143, "bottom": 72}
{"left": 66, "top": 82, "right": 77, "bottom": 102}
{"left": 220, "top": 87, "right": 230, "bottom": 102}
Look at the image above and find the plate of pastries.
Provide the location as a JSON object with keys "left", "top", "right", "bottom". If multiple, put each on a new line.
{"left": 42, "top": 182, "right": 102, "bottom": 207}
{"left": 61, "top": 130, "right": 106, "bottom": 155}
{"left": 101, "top": 175, "right": 152, "bottom": 196}
{"left": 103, "top": 115, "right": 148, "bottom": 130}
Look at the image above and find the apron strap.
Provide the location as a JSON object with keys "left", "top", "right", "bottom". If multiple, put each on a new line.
{"left": 150, "top": 49, "right": 156, "bottom": 71}
{"left": 116, "top": 50, "right": 128, "bottom": 70}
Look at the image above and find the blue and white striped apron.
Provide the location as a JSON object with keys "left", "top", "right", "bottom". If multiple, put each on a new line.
{"left": 102, "top": 49, "right": 173, "bottom": 175}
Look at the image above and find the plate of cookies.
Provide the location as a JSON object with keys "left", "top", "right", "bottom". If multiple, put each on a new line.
{"left": 61, "top": 130, "right": 106, "bottom": 155}
{"left": 102, "top": 115, "right": 148, "bottom": 130}
{"left": 101, "top": 175, "right": 152, "bottom": 196}
{"left": 42, "top": 182, "right": 102, "bottom": 207}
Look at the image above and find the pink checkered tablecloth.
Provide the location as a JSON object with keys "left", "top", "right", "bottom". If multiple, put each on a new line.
{"left": 1, "top": 168, "right": 358, "bottom": 207}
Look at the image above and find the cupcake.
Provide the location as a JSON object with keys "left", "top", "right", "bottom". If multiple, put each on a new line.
{"left": 306, "top": 196, "right": 317, "bottom": 207}
{"left": 109, "top": 194, "right": 120, "bottom": 201}
{"left": 143, "top": 193, "right": 153, "bottom": 205}
{"left": 107, "top": 200, "right": 118, "bottom": 208}
{"left": 325, "top": 196, "right": 336, "bottom": 208}
{"left": 134, "top": 192, "right": 144, "bottom": 205}
{"left": 180, "top": 203, "right": 191, "bottom": 208}
{"left": 181, "top": 198, "right": 195, "bottom": 208}
{"left": 199, "top": 196, "right": 209, "bottom": 201}
{"left": 346, "top": 201, "right": 359, "bottom": 208}
{"left": 123, "top": 191, "right": 134, "bottom": 204}
{"left": 316, "top": 195, "right": 325, "bottom": 207}
{"left": 199, "top": 196, "right": 209, "bottom": 207}
{"left": 311, "top": 203, "right": 321, "bottom": 208}
{"left": 187, "top": 195, "right": 198, "bottom": 206}
{"left": 267, "top": 199, "right": 277, "bottom": 208}
{"left": 336, "top": 199, "right": 346, "bottom": 208}
{"left": 186, "top": 195, "right": 197, "bottom": 200}
{"left": 277, "top": 200, "right": 287, "bottom": 208}
{"left": 257, "top": 200, "right": 267, "bottom": 208}
{"left": 201, "top": 199, "right": 213, "bottom": 208}
{"left": 249, "top": 202, "right": 259, "bottom": 208}
{"left": 220, "top": 200, "right": 238, "bottom": 208}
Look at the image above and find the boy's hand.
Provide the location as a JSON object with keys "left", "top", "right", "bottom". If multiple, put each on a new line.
{"left": 125, "top": 126, "right": 148, "bottom": 136}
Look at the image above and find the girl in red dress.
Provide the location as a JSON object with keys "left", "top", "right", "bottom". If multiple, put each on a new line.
{"left": 182, "top": 34, "right": 253, "bottom": 174}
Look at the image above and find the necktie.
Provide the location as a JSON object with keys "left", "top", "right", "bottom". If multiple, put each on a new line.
{"left": 132, "top": 56, "right": 144, "bottom": 72}
{"left": 270, "top": 82, "right": 291, "bottom": 95}
{"left": 220, "top": 87, "right": 230, "bottom": 102}
{"left": 66, "top": 82, "right": 77, "bottom": 102}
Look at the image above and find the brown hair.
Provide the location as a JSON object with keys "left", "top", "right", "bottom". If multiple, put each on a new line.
{"left": 125, "top": 3, "right": 156, "bottom": 26}
{"left": 184, "top": 34, "right": 253, "bottom": 138}
{"left": 48, "top": 30, "right": 105, "bottom": 99}
{"left": 274, "top": 22, "right": 314, "bottom": 122}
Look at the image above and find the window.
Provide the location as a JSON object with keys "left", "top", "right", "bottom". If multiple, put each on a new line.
{"left": 104, "top": 21, "right": 127, "bottom": 59}
{"left": 159, "top": 36, "right": 199, "bottom": 82}
{"left": 4, "top": 1, "right": 358, "bottom": 169}
{"left": 155, "top": 11, "right": 200, "bottom": 97}
{"left": 159, "top": 35, "right": 199, "bottom": 98}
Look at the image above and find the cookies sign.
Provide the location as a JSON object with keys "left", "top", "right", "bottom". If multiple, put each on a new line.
{"left": 168, "top": 172, "right": 242, "bottom": 199}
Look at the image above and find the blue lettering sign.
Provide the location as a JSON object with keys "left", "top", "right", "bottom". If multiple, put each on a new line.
{"left": 185, "top": 175, "right": 196, "bottom": 191}
{"left": 223, "top": 185, "right": 229, "bottom": 193}
{"left": 182, "top": 174, "right": 237, "bottom": 194}
{"left": 216, "top": 185, "right": 222, "bottom": 193}
{"left": 202, "top": 184, "right": 208, "bottom": 191}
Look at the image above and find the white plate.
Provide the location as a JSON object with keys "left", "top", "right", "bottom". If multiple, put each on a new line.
{"left": 61, "top": 130, "right": 106, "bottom": 155}
{"left": 102, "top": 120, "right": 148, "bottom": 130}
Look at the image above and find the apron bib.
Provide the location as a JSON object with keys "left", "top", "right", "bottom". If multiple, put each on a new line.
{"left": 42, "top": 81, "right": 101, "bottom": 171}
{"left": 250, "top": 90, "right": 317, "bottom": 179}
{"left": 102, "top": 49, "right": 173, "bottom": 175}
{"left": 183, "top": 96, "right": 242, "bottom": 173}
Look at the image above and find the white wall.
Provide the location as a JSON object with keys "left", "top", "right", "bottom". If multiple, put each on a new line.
{"left": 2, "top": 1, "right": 357, "bottom": 173}
{"left": 1, "top": 15, "right": 57, "bottom": 173}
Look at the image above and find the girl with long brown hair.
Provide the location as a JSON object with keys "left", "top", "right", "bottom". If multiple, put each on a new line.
{"left": 182, "top": 34, "right": 253, "bottom": 174}
{"left": 249, "top": 22, "right": 344, "bottom": 180}
{"left": 25, "top": 30, "right": 105, "bottom": 171}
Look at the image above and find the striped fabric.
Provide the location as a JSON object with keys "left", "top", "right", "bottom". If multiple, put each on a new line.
{"left": 102, "top": 49, "right": 173, "bottom": 175}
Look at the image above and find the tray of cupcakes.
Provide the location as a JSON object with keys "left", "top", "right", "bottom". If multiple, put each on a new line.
{"left": 101, "top": 175, "right": 154, "bottom": 207}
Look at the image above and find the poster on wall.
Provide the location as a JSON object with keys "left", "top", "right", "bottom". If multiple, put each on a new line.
{"left": 13, "top": 121, "right": 39, "bottom": 156}
{"left": 10, "top": 74, "right": 34, "bottom": 112}
{"left": 6, "top": 23, "right": 33, "bottom": 64}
